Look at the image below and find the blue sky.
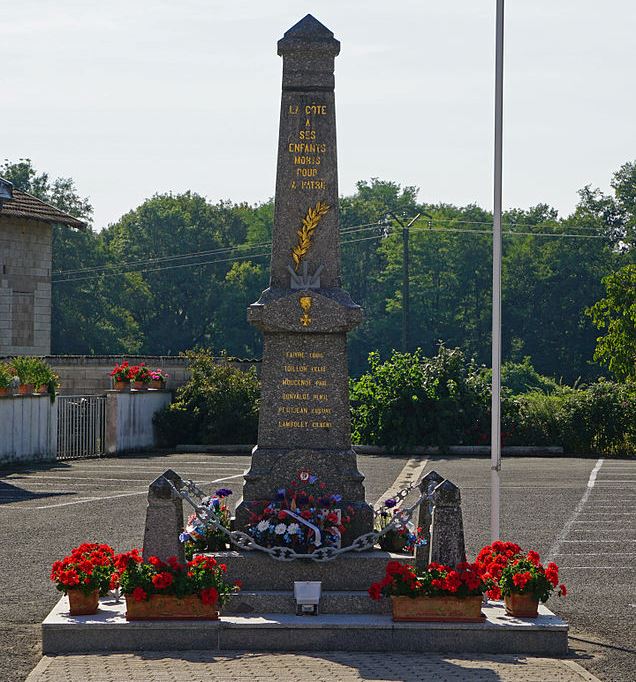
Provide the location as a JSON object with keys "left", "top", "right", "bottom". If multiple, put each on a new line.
{"left": 1, "top": 1, "right": 634, "bottom": 229}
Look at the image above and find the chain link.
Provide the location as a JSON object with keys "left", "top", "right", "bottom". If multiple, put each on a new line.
{"left": 169, "top": 477, "right": 428, "bottom": 563}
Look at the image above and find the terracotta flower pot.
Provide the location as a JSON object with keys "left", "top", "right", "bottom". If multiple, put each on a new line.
{"left": 132, "top": 381, "right": 148, "bottom": 391}
{"left": 504, "top": 592, "right": 539, "bottom": 618}
{"left": 149, "top": 380, "right": 165, "bottom": 390}
{"left": 391, "top": 595, "right": 484, "bottom": 622}
{"left": 125, "top": 594, "right": 219, "bottom": 620}
{"left": 18, "top": 384, "right": 35, "bottom": 395}
{"left": 67, "top": 588, "right": 100, "bottom": 616}
{"left": 37, "top": 384, "right": 48, "bottom": 395}
{"left": 113, "top": 380, "right": 129, "bottom": 391}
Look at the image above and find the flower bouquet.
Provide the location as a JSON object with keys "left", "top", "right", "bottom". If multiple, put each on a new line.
{"left": 369, "top": 560, "right": 487, "bottom": 622}
{"left": 180, "top": 488, "right": 233, "bottom": 558}
{"left": 375, "top": 497, "right": 426, "bottom": 554}
{"left": 50, "top": 543, "right": 116, "bottom": 615}
{"left": 115, "top": 549, "right": 240, "bottom": 620}
{"left": 245, "top": 470, "right": 350, "bottom": 552}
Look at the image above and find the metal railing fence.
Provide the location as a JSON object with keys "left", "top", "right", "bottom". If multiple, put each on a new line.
{"left": 57, "top": 395, "right": 106, "bottom": 460}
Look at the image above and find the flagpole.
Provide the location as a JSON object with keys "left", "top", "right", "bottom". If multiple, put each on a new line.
{"left": 491, "top": 0, "right": 505, "bottom": 542}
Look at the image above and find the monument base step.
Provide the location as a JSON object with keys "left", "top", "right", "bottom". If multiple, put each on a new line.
{"left": 224, "top": 590, "right": 389, "bottom": 615}
{"left": 42, "top": 596, "right": 568, "bottom": 656}
{"left": 201, "top": 550, "right": 413, "bottom": 591}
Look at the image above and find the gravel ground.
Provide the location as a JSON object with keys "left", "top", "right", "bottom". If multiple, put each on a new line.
{"left": 0, "top": 452, "right": 633, "bottom": 681}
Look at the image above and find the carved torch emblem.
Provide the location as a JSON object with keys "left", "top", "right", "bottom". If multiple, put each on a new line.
{"left": 299, "top": 296, "right": 312, "bottom": 327}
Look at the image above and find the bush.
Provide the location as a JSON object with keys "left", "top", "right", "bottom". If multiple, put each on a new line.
{"left": 350, "top": 346, "right": 490, "bottom": 452}
{"left": 504, "top": 381, "right": 635, "bottom": 454}
{"left": 154, "top": 350, "right": 259, "bottom": 446}
{"left": 501, "top": 357, "right": 561, "bottom": 395}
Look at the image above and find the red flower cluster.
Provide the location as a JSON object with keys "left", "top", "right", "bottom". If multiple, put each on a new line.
{"left": 475, "top": 540, "right": 522, "bottom": 600}
{"left": 151, "top": 572, "right": 174, "bottom": 590}
{"left": 368, "top": 560, "right": 487, "bottom": 601}
{"left": 200, "top": 587, "right": 219, "bottom": 605}
{"left": 50, "top": 543, "right": 115, "bottom": 595}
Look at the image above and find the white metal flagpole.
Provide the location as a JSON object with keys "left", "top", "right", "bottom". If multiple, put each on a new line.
{"left": 491, "top": 0, "right": 505, "bottom": 542}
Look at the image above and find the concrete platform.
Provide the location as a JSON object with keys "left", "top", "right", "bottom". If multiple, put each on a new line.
{"left": 42, "top": 595, "right": 568, "bottom": 656}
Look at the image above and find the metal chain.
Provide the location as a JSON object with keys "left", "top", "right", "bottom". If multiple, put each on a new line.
{"left": 168, "top": 477, "right": 429, "bottom": 563}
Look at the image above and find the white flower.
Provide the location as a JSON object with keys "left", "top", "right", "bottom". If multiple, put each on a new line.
{"left": 287, "top": 523, "right": 300, "bottom": 535}
{"left": 257, "top": 520, "right": 270, "bottom": 532}
{"left": 274, "top": 523, "right": 287, "bottom": 535}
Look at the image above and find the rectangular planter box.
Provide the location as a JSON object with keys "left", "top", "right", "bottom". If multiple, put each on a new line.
{"left": 391, "top": 595, "right": 484, "bottom": 622}
{"left": 125, "top": 594, "right": 219, "bottom": 620}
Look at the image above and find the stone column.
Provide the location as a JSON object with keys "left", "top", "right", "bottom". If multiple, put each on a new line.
{"left": 415, "top": 470, "right": 444, "bottom": 571}
{"left": 235, "top": 15, "right": 373, "bottom": 544}
{"left": 142, "top": 469, "right": 185, "bottom": 563}
{"left": 428, "top": 479, "right": 467, "bottom": 568}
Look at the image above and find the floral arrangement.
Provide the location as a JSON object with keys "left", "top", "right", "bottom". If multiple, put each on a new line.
{"left": 476, "top": 541, "right": 566, "bottom": 602}
{"left": 115, "top": 549, "right": 240, "bottom": 606}
{"left": 369, "top": 560, "right": 487, "bottom": 601}
{"left": 375, "top": 497, "right": 427, "bottom": 553}
{"left": 50, "top": 543, "right": 116, "bottom": 596}
{"left": 179, "top": 488, "right": 233, "bottom": 559}
{"left": 245, "top": 470, "right": 351, "bottom": 551}
{"left": 499, "top": 552, "right": 566, "bottom": 602}
{"left": 110, "top": 361, "right": 134, "bottom": 383}
{"left": 150, "top": 369, "right": 168, "bottom": 383}
{"left": 130, "top": 364, "right": 152, "bottom": 383}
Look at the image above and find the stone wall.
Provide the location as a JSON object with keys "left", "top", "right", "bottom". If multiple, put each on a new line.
{"left": 0, "top": 394, "right": 57, "bottom": 466}
{"left": 0, "top": 216, "right": 52, "bottom": 356}
{"left": 0, "top": 355, "right": 260, "bottom": 396}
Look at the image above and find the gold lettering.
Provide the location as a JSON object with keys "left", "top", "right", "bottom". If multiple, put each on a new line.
{"left": 310, "top": 407, "right": 332, "bottom": 415}
{"left": 288, "top": 104, "right": 299, "bottom": 115}
{"left": 311, "top": 420, "right": 332, "bottom": 428}
{"left": 305, "top": 104, "right": 327, "bottom": 115}
{"left": 312, "top": 393, "right": 328, "bottom": 401}
{"left": 278, "top": 406, "right": 309, "bottom": 414}
{"left": 278, "top": 420, "right": 309, "bottom": 428}
{"left": 285, "top": 351, "right": 305, "bottom": 358}
{"left": 301, "top": 180, "right": 326, "bottom": 190}
{"left": 309, "top": 352, "right": 324, "bottom": 358}
{"left": 299, "top": 130, "right": 316, "bottom": 140}
{"left": 282, "top": 378, "right": 312, "bottom": 386}
{"left": 296, "top": 168, "right": 319, "bottom": 177}
{"left": 310, "top": 366, "right": 327, "bottom": 373}
{"left": 282, "top": 392, "right": 309, "bottom": 400}
{"left": 293, "top": 156, "right": 322, "bottom": 166}
{"left": 284, "top": 365, "right": 309, "bottom": 373}
{"left": 314, "top": 379, "right": 327, "bottom": 387}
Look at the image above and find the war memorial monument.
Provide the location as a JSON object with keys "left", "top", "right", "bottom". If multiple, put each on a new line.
{"left": 40, "top": 15, "right": 568, "bottom": 656}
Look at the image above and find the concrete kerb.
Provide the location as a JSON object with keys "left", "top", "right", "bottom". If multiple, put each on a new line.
{"left": 176, "top": 444, "right": 565, "bottom": 456}
{"left": 42, "top": 596, "right": 569, "bottom": 656}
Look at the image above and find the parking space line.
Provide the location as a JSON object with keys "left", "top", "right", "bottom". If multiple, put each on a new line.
{"left": 0, "top": 473, "right": 246, "bottom": 511}
{"left": 547, "top": 458, "right": 603, "bottom": 561}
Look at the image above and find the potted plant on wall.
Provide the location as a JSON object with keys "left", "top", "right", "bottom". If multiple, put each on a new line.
{"left": 50, "top": 543, "right": 116, "bottom": 616}
{"left": 375, "top": 497, "right": 426, "bottom": 554}
{"left": 10, "top": 356, "right": 41, "bottom": 394}
{"left": 31, "top": 359, "right": 59, "bottom": 396}
{"left": 369, "top": 560, "right": 487, "bottom": 622}
{"left": 149, "top": 369, "right": 168, "bottom": 390}
{"left": 115, "top": 549, "right": 240, "bottom": 620}
{"left": 0, "top": 362, "right": 16, "bottom": 397}
{"left": 130, "top": 364, "right": 151, "bottom": 391}
{"left": 110, "top": 361, "right": 133, "bottom": 390}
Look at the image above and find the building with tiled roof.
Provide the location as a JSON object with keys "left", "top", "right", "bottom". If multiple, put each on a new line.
{"left": 0, "top": 177, "right": 86, "bottom": 356}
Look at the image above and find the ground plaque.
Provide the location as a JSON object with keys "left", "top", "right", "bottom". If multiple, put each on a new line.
{"left": 236, "top": 15, "right": 373, "bottom": 544}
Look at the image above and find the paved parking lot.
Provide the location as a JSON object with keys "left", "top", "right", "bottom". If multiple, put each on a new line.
{"left": 0, "top": 452, "right": 634, "bottom": 681}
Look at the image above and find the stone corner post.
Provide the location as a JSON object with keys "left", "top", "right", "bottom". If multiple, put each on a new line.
{"left": 415, "top": 470, "right": 444, "bottom": 571}
{"left": 142, "top": 469, "right": 185, "bottom": 563}
{"left": 428, "top": 479, "right": 467, "bottom": 569}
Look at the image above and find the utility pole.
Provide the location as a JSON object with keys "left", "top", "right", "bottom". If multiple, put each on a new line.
{"left": 389, "top": 212, "right": 421, "bottom": 352}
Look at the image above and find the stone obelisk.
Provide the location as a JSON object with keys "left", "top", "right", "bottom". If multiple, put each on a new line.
{"left": 236, "top": 15, "right": 373, "bottom": 544}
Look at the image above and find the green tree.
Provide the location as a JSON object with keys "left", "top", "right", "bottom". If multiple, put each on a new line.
{"left": 587, "top": 265, "right": 636, "bottom": 381}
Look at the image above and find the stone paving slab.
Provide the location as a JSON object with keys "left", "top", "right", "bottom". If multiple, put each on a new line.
{"left": 26, "top": 651, "right": 601, "bottom": 681}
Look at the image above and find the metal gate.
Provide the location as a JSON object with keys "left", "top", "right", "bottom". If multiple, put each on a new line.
{"left": 57, "top": 395, "right": 106, "bottom": 460}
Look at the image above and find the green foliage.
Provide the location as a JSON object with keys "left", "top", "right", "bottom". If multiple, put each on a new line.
{"left": 505, "top": 381, "right": 636, "bottom": 454}
{"left": 587, "top": 265, "right": 636, "bottom": 382}
{"left": 501, "top": 357, "right": 561, "bottom": 394}
{"left": 0, "top": 362, "right": 15, "bottom": 389}
{"left": 154, "top": 350, "right": 259, "bottom": 446}
{"left": 350, "top": 346, "right": 490, "bottom": 452}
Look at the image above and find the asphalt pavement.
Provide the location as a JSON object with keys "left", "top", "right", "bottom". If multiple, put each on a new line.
{"left": 0, "top": 452, "right": 634, "bottom": 681}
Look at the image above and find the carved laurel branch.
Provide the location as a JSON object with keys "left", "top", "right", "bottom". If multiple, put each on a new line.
{"left": 291, "top": 201, "right": 330, "bottom": 271}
